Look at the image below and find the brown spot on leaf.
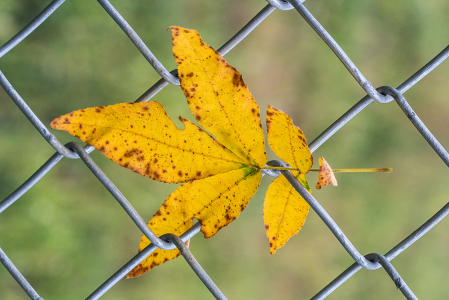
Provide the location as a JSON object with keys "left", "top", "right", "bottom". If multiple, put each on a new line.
{"left": 178, "top": 170, "right": 183, "bottom": 177}
{"left": 145, "top": 163, "right": 152, "bottom": 176}
{"left": 266, "top": 120, "right": 272, "bottom": 131}
{"left": 232, "top": 73, "right": 244, "bottom": 87}
{"left": 124, "top": 148, "right": 141, "bottom": 157}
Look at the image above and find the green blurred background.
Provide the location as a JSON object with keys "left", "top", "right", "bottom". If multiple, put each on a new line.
{"left": 1, "top": 0, "right": 449, "bottom": 299}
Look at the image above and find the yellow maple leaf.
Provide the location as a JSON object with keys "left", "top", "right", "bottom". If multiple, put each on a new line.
{"left": 264, "top": 105, "right": 313, "bottom": 254}
{"left": 51, "top": 26, "right": 390, "bottom": 276}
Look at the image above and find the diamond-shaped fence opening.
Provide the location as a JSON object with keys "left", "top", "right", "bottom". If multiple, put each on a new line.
{"left": 1, "top": 0, "right": 449, "bottom": 299}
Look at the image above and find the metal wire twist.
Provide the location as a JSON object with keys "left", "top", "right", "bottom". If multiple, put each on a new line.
{"left": 1, "top": 0, "right": 448, "bottom": 299}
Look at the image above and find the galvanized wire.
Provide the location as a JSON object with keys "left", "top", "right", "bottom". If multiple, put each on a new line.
{"left": 86, "top": 223, "right": 202, "bottom": 300}
{"left": 1, "top": 0, "right": 448, "bottom": 299}
{"left": 287, "top": 0, "right": 392, "bottom": 104}
{"left": 0, "top": 248, "right": 43, "bottom": 300}
{"left": 308, "top": 45, "right": 449, "bottom": 153}
{"left": 0, "top": 0, "right": 66, "bottom": 58}
{"left": 312, "top": 201, "right": 449, "bottom": 299}
{"left": 97, "top": 0, "right": 180, "bottom": 85}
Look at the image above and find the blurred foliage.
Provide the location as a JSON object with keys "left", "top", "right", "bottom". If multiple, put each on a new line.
{"left": 1, "top": 0, "right": 449, "bottom": 299}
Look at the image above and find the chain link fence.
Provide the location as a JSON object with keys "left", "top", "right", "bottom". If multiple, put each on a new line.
{"left": 1, "top": 0, "right": 449, "bottom": 299}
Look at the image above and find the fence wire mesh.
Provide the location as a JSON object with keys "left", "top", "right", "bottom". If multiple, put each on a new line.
{"left": 1, "top": 0, "right": 449, "bottom": 299}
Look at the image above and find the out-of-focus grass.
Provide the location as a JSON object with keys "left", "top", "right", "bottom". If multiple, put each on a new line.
{"left": 1, "top": 0, "right": 448, "bottom": 299}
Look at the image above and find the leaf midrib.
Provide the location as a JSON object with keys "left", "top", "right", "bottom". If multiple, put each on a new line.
{"left": 68, "top": 121, "right": 255, "bottom": 167}
{"left": 183, "top": 31, "right": 260, "bottom": 167}
{"left": 193, "top": 168, "right": 260, "bottom": 219}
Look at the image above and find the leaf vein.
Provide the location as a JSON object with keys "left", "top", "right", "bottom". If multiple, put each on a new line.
{"left": 194, "top": 168, "right": 259, "bottom": 217}
{"left": 68, "top": 122, "right": 251, "bottom": 166}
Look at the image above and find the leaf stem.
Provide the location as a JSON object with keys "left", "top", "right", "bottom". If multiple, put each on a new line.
{"left": 261, "top": 166, "right": 392, "bottom": 173}
{"left": 323, "top": 168, "right": 392, "bottom": 173}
